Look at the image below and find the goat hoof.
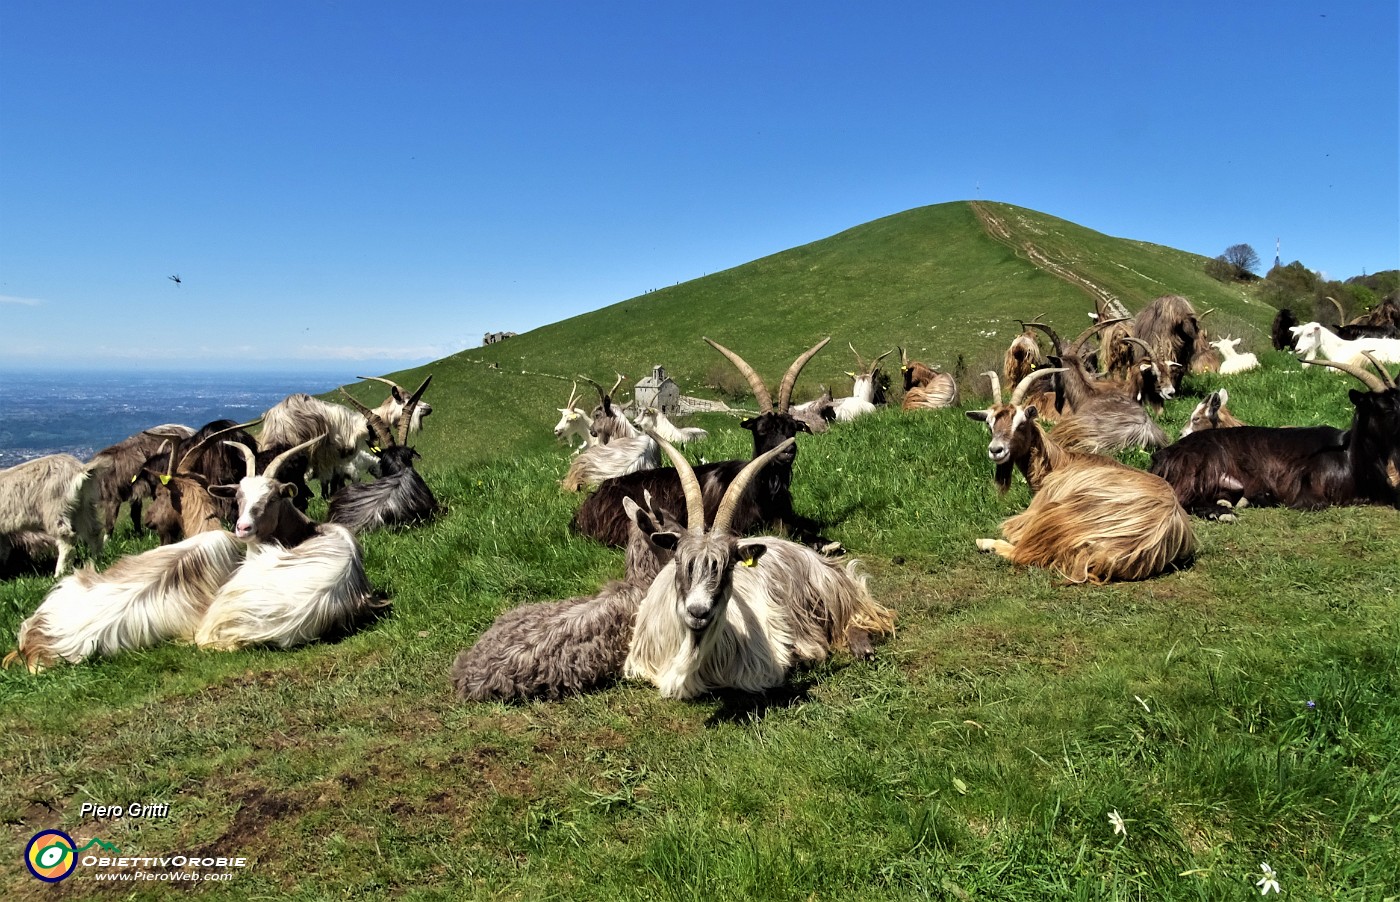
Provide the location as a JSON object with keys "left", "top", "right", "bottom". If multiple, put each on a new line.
{"left": 1215, "top": 499, "right": 1235, "bottom": 511}
{"left": 975, "top": 538, "right": 996, "bottom": 553}
{"left": 1235, "top": 497, "right": 1250, "bottom": 509}
{"left": 819, "top": 541, "right": 845, "bottom": 557}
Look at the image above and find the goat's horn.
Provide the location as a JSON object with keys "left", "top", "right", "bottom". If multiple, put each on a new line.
{"left": 609, "top": 373, "right": 625, "bottom": 396}
{"left": 177, "top": 419, "right": 262, "bottom": 475}
{"left": 223, "top": 440, "right": 258, "bottom": 479}
{"left": 1300, "top": 356, "right": 1387, "bottom": 393}
{"left": 898, "top": 346, "right": 908, "bottom": 368}
{"left": 1359, "top": 351, "right": 1397, "bottom": 389}
{"left": 1326, "top": 296, "right": 1344, "bottom": 321}
{"left": 847, "top": 342, "right": 867, "bottom": 373}
{"left": 153, "top": 439, "right": 174, "bottom": 482}
{"left": 1010, "top": 367, "right": 1064, "bottom": 406}
{"left": 704, "top": 337, "right": 774, "bottom": 414}
{"left": 263, "top": 433, "right": 327, "bottom": 481}
{"left": 358, "top": 375, "right": 408, "bottom": 401}
{"left": 397, "top": 374, "right": 433, "bottom": 446}
{"left": 1023, "top": 322, "right": 1065, "bottom": 353}
{"left": 981, "top": 371, "right": 1003, "bottom": 405}
{"left": 646, "top": 429, "right": 705, "bottom": 534}
{"left": 564, "top": 380, "right": 580, "bottom": 410}
{"left": 869, "top": 347, "right": 896, "bottom": 374}
{"left": 1198, "top": 307, "right": 1216, "bottom": 319}
{"left": 1072, "top": 317, "right": 1128, "bottom": 353}
{"left": 340, "top": 389, "right": 394, "bottom": 449}
{"left": 1122, "top": 336, "right": 1157, "bottom": 362}
{"left": 712, "top": 437, "right": 797, "bottom": 536}
{"left": 776, "top": 337, "right": 830, "bottom": 413}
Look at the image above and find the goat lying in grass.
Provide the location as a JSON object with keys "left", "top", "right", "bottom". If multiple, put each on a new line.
{"left": 966, "top": 371, "right": 1195, "bottom": 584}
{"left": 196, "top": 436, "right": 384, "bottom": 650}
{"left": 450, "top": 491, "right": 680, "bottom": 702}
{"left": 0, "top": 454, "right": 107, "bottom": 577}
{"left": 329, "top": 378, "right": 438, "bottom": 533}
{"left": 1180, "top": 389, "right": 1244, "bottom": 438}
{"left": 623, "top": 436, "right": 894, "bottom": 700}
{"left": 552, "top": 381, "right": 595, "bottom": 454}
{"left": 5, "top": 530, "right": 243, "bottom": 671}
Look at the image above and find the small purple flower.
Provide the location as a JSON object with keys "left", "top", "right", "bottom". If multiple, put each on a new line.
{"left": 1306, "top": 700, "right": 1316, "bottom": 710}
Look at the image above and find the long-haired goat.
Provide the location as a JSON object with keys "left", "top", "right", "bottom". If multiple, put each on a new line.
{"left": 1003, "top": 323, "right": 1045, "bottom": 386}
{"left": 0, "top": 454, "right": 106, "bottom": 576}
{"left": 561, "top": 435, "right": 661, "bottom": 492}
{"left": 965, "top": 371, "right": 1195, "bottom": 583}
{"left": 623, "top": 437, "right": 894, "bottom": 700}
{"left": 571, "top": 338, "right": 837, "bottom": 551}
{"left": 1121, "top": 336, "right": 1179, "bottom": 415}
{"left": 197, "top": 437, "right": 383, "bottom": 650}
{"left": 789, "top": 385, "right": 837, "bottom": 434}
{"left": 450, "top": 491, "right": 681, "bottom": 702}
{"left": 1179, "top": 389, "right": 1245, "bottom": 438}
{"left": 1132, "top": 294, "right": 1202, "bottom": 391}
{"left": 328, "top": 378, "right": 439, "bottom": 532}
{"left": 259, "top": 375, "right": 432, "bottom": 496}
{"left": 583, "top": 374, "right": 638, "bottom": 445}
{"left": 899, "top": 347, "right": 959, "bottom": 410}
{"left": 88, "top": 424, "right": 194, "bottom": 537}
{"left": 5, "top": 530, "right": 242, "bottom": 671}
{"left": 1149, "top": 355, "right": 1400, "bottom": 516}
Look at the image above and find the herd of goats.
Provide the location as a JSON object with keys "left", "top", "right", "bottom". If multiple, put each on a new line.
{"left": 2, "top": 293, "right": 1398, "bottom": 704}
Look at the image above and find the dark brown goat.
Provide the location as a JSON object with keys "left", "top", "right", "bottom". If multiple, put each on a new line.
{"left": 571, "top": 337, "right": 838, "bottom": 552}
{"left": 1149, "top": 356, "right": 1400, "bottom": 516}
{"left": 87, "top": 424, "right": 194, "bottom": 537}
{"left": 1132, "top": 294, "right": 1201, "bottom": 391}
{"left": 137, "top": 420, "right": 261, "bottom": 544}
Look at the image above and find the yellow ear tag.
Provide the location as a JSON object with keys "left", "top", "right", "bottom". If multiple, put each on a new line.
{"left": 130, "top": 474, "right": 140, "bottom": 484}
{"left": 159, "top": 475, "right": 172, "bottom": 486}
{"left": 741, "top": 556, "right": 757, "bottom": 567}
{"left": 371, "top": 446, "right": 382, "bottom": 454}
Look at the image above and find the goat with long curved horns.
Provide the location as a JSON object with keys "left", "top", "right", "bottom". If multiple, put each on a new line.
{"left": 328, "top": 377, "right": 439, "bottom": 533}
{"left": 571, "top": 337, "right": 838, "bottom": 551}
{"left": 624, "top": 435, "right": 894, "bottom": 700}
{"left": 196, "top": 435, "right": 384, "bottom": 650}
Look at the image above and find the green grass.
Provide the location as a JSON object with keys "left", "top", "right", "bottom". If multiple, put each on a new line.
{"left": 3, "top": 204, "right": 1398, "bottom": 899}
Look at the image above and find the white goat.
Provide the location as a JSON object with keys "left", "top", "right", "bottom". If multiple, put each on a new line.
{"left": 1210, "top": 337, "right": 1259, "bottom": 374}
{"left": 623, "top": 436, "right": 894, "bottom": 700}
{"left": 833, "top": 345, "right": 893, "bottom": 422}
{"left": 197, "top": 437, "right": 382, "bottom": 651}
{"left": 552, "top": 381, "right": 596, "bottom": 454}
{"left": 6, "top": 530, "right": 243, "bottom": 671}
{"left": 1290, "top": 322, "right": 1400, "bottom": 367}
{"left": 560, "top": 434, "right": 661, "bottom": 492}
{"left": 633, "top": 407, "right": 709, "bottom": 444}
{"left": 0, "top": 454, "right": 107, "bottom": 576}
{"left": 259, "top": 375, "right": 432, "bottom": 495}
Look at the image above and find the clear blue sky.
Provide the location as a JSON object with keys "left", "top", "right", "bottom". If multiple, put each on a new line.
{"left": 2, "top": 1, "right": 1396, "bottom": 371}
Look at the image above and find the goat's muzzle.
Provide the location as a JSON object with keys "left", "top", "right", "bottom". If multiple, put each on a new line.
{"left": 987, "top": 442, "right": 1011, "bottom": 464}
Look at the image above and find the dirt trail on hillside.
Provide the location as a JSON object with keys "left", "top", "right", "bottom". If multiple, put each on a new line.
{"left": 970, "top": 201, "right": 1128, "bottom": 316}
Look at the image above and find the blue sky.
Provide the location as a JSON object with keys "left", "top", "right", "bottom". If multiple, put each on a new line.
{"left": 2, "top": 1, "right": 1396, "bottom": 371}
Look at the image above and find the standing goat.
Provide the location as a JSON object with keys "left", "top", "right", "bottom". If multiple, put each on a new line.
{"left": 899, "top": 347, "right": 959, "bottom": 410}
{"left": 1003, "top": 323, "right": 1046, "bottom": 386}
{"left": 328, "top": 378, "right": 439, "bottom": 532}
{"left": 259, "top": 375, "right": 432, "bottom": 496}
{"left": 1132, "top": 294, "right": 1202, "bottom": 391}
{"left": 0, "top": 454, "right": 106, "bottom": 577}
{"left": 5, "top": 530, "right": 243, "bottom": 671}
{"left": 623, "top": 437, "right": 894, "bottom": 700}
{"left": 1149, "top": 355, "right": 1400, "bottom": 515}
{"left": 571, "top": 338, "right": 837, "bottom": 551}
{"left": 966, "top": 371, "right": 1195, "bottom": 583}
{"left": 196, "top": 437, "right": 383, "bottom": 650}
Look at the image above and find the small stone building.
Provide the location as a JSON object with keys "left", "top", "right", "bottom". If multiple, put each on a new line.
{"left": 633, "top": 365, "right": 680, "bottom": 415}
{"left": 482, "top": 331, "right": 517, "bottom": 346}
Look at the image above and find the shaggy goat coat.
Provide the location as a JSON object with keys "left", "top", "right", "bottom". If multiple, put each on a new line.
{"left": 8, "top": 530, "right": 242, "bottom": 670}
{"left": 195, "top": 524, "right": 376, "bottom": 650}
{"left": 624, "top": 540, "right": 893, "bottom": 700}
{"left": 0, "top": 453, "right": 106, "bottom": 576}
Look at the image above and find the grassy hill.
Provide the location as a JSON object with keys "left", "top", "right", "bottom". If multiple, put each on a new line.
{"left": 6, "top": 203, "right": 1396, "bottom": 900}
{"left": 359, "top": 201, "right": 1274, "bottom": 465}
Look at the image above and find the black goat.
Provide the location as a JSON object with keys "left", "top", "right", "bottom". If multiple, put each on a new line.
{"left": 571, "top": 337, "right": 838, "bottom": 552}
{"left": 328, "top": 377, "right": 438, "bottom": 533}
{"left": 1271, "top": 308, "right": 1299, "bottom": 351}
{"left": 1149, "top": 355, "right": 1400, "bottom": 516}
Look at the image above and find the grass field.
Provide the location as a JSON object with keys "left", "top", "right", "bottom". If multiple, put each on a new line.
{"left": 2, "top": 203, "right": 1397, "bottom": 899}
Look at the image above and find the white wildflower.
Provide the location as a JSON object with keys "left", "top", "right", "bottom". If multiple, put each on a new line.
{"left": 1108, "top": 809, "right": 1127, "bottom": 837}
{"left": 1256, "top": 862, "right": 1281, "bottom": 895}
{"left": 1134, "top": 695, "right": 1151, "bottom": 713}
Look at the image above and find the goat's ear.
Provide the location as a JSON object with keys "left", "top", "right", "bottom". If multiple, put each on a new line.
{"left": 209, "top": 484, "right": 238, "bottom": 499}
{"left": 965, "top": 409, "right": 991, "bottom": 423}
{"left": 793, "top": 418, "right": 811, "bottom": 434}
{"left": 1024, "top": 405, "right": 1039, "bottom": 421}
{"left": 280, "top": 482, "right": 298, "bottom": 499}
{"left": 740, "top": 417, "right": 758, "bottom": 433}
{"left": 648, "top": 530, "right": 682, "bottom": 552}
{"left": 738, "top": 543, "right": 766, "bottom": 568}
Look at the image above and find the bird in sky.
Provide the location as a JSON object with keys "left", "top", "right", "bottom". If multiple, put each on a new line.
{"left": 168, "top": 274, "right": 181, "bottom": 285}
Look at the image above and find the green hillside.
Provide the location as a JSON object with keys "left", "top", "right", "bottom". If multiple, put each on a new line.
{"left": 355, "top": 201, "right": 1273, "bottom": 466}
